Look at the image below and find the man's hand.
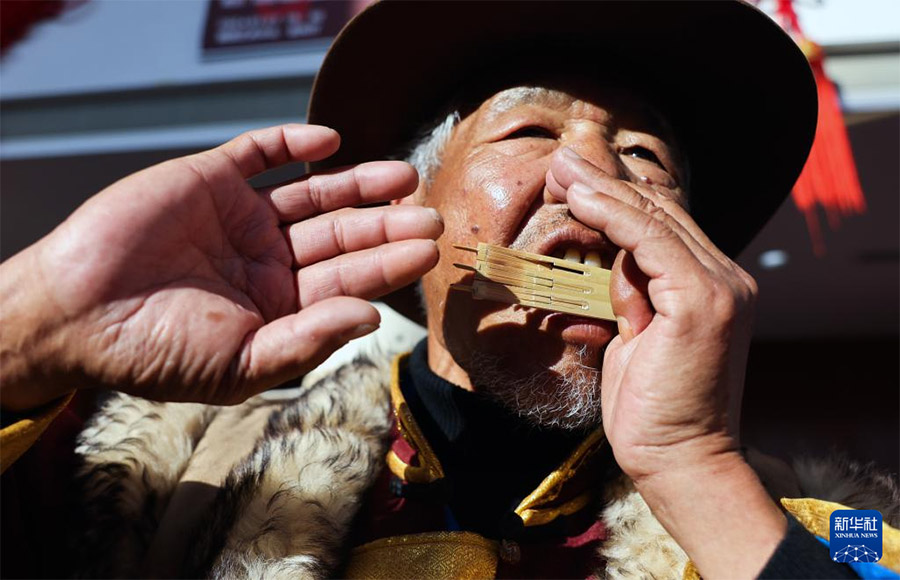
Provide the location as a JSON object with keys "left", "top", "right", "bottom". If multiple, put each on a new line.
{"left": 548, "top": 146, "right": 755, "bottom": 480}
{"left": 547, "top": 146, "right": 785, "bottom": 579}
{"left": 1, "top": 124, "right": 442, "bottom": 410}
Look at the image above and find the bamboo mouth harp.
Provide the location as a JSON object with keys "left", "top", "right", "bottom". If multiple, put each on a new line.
{"left": 450, "top": 243, "right": 615, "bottom": 321}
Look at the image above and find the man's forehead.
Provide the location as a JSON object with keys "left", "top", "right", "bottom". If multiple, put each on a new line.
{"left": 479, "top": 84, "right": 674, "bottom": 138}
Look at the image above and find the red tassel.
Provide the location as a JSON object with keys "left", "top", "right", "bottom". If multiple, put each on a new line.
{"left": 791, "top": 40, "right": 867, "bottom": 255}
{"left": 774, "top": 1, "right": 867, "bottom": 256}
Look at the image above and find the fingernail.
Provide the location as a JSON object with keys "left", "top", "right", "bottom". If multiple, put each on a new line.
{"left": 569, "top": 182, "right": 593, "bottom": 197}
{"left": 343, "top": 323, "right": 379, "bottom": 341}
{"left": 616, "top": 316, "right": 634, "bottom": 343}
{"left": 562, "top": 146, "right": 583, "bottom": 160}
{"left": 426, "top": 207, "right": 443, "bottom": 224}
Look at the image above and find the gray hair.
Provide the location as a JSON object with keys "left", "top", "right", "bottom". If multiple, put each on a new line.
{"left": 404, "top": 111, "right": 461, "bottom": 185}
{"left": 403, "top": 111, "right": 460, "bottom": 315}
{"left": 467, "top": 344, "right": 603, "bottom": 430}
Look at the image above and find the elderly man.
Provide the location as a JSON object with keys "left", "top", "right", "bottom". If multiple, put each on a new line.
{"left": 2, "top": 2, "right": 897, "bottom": 579}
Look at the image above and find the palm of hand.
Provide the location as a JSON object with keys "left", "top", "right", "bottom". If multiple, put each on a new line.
{"left": 39, "top": 155, "right": 293, "bottom": 403}
{"left": 8, "top": 125, "right": 442, "bottom": 407}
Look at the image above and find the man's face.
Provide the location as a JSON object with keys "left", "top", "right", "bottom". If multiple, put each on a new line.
{"left": 416, "top": 82, "right": 687, "bottom": 428}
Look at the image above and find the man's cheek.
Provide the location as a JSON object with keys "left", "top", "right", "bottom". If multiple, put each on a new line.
{"left": 467, "top": 174, "right": 548, "bottom": 236}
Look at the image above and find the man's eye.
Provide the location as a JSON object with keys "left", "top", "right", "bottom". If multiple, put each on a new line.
{"left": 620, "top": 146, "right": 664, "bottom": 168}
{"left": 505, "top": 126, "right": 555, "bottom": 140}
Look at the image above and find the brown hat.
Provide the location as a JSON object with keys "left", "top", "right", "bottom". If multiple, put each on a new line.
{"left": 308, "top": 1, "right": 817, "bottom": 322}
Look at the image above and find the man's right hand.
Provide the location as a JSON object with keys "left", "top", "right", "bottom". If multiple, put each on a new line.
{"left": 0, "top": 124, "right": 442, "bottom": 410}
{"left": 547, "top": 146, "right": 784, "bottom": 580}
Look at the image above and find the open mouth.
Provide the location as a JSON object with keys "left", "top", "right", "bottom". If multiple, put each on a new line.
{"left": 550, "top": 246, "right": 606, "bottom": 267}
{"left": 451, "top": 237, "right": 619, "bottom": 346}
{"left": 535, "top": 226, "right": 619, "bottom": 270}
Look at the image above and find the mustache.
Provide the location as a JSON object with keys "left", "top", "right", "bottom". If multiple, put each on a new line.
{"left": 510, "top": 208, "right": 582, "bottom": 252}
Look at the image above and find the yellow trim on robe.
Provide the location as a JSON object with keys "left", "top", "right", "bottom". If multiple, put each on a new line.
{"left": 389, "top": 353, "right": 444, "bottom": 484}
{"left": 345, "top": 531, "right": 499, "bottom": 579}
{"left": 515, "top": 490, "right": 593, "bottom": 528}
{"left": 682, "top": 559, "right": 701, "bottom": 580}
{"left": 0, "top": 392, "right": 74, "bottom": 474}
{"left": 782, "top": 497, "right": 900, "bottom": 573}
{"left": 513, "top": 428, "right": 606, "bottom": 526}
{"left": 680, "top": 498, "right": 900, "bottom": 579}
{"left": 386, "top": 352, "right": 607, "bottom": 529}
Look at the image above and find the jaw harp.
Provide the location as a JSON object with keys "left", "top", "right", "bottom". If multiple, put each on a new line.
{"left": 450, "top": 243, "right": 615, "bottom": 321}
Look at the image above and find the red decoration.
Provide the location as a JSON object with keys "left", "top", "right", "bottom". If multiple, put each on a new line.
{"left": 0, "top": 1, "right": 64, "bottom": 56}
{"left": 774, "top": 0, "right": 867, "bottom": 255}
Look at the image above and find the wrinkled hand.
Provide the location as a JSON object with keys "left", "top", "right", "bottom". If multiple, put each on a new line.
{"left": 546, "top": 147, "right": 786, "bottom": 578}
{"left": 546, "top": 146, "right": 757, "bottom": 482}
{"left": 1, "top": 125, "right": 442, "bottom": 409}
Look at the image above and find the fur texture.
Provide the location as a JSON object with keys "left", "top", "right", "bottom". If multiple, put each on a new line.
{"left": 71, "top": 358, "right": 899, "bottom": 579}
{"left": 191, "top": 359, "right": 393, "bottom": 578}
{"left": 598, "top": 477, "right": 689, "bottom": 579}
{"left": 73, "top": 394, "right": 214, "bottom": 577}
{"left": 593, "top": 453, "right": 900, "bottom": 580}
{"left": 794, "top": 455, "right": 900, "bottom": 526}
{"left": 72, "top": 357, "right": 393, "bottom": 579}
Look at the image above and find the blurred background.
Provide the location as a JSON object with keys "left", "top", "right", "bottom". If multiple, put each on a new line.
{"left": 1, "top": 0, "right": 897, "bottom": 472}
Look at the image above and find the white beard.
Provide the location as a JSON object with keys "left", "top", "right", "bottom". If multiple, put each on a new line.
{"left": 467, "top": 344, "right": 603, "bottom": 430}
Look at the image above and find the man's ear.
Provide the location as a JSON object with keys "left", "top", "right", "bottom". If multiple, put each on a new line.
{"left": 392, "top": 178, "right": 427, "bottom": 206}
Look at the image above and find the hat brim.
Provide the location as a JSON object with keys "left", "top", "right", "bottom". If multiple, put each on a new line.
{"left": 308, "top": 0, "right": 817, "bottom": 323}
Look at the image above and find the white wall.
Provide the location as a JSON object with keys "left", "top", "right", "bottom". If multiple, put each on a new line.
{"left": 0, "top": 0, "right": 326, "bottom": 100}
{"left": 777, "top": 0, "right": 900, "bottom": 45}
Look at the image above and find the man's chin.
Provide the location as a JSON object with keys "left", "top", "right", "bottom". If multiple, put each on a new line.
{"left": 467, "top": 344, "right": 604, "bottom": 431}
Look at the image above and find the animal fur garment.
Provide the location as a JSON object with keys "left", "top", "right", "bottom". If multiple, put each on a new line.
{"left": 71, "top": 358, "right": 391, "bottom": 578}
{"left": 69, "top": 355, "right": 899, "bottom": 579}
{"left": 793, "top": 455, "right": 900, "bottom": 527}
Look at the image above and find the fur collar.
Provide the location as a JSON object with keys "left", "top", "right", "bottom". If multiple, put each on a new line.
{"left": 73, "top": 357, "right": 393, "bottom": 578}
{"left": 71, "top": 355, "right": 898, "bottom": 578}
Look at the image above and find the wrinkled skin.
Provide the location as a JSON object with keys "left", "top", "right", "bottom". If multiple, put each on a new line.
{"left": 418, "top": 86, "right": 685, "bottom": 384}
{"left": 0, "top": 96, "right": 786, "bottom": 577}
{"left": 401, "top": 82, "right": 784, "bottom": 578}
{"left": 408, "top": 80, "right": 755, "bottom": 476}
{"left": 0, "top": 125, "right": 443, "bottom": 408}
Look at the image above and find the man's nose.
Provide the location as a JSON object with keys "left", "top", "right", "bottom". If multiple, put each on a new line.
{"left": 543, "top": 129, "right": 624, "bottom": 205}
